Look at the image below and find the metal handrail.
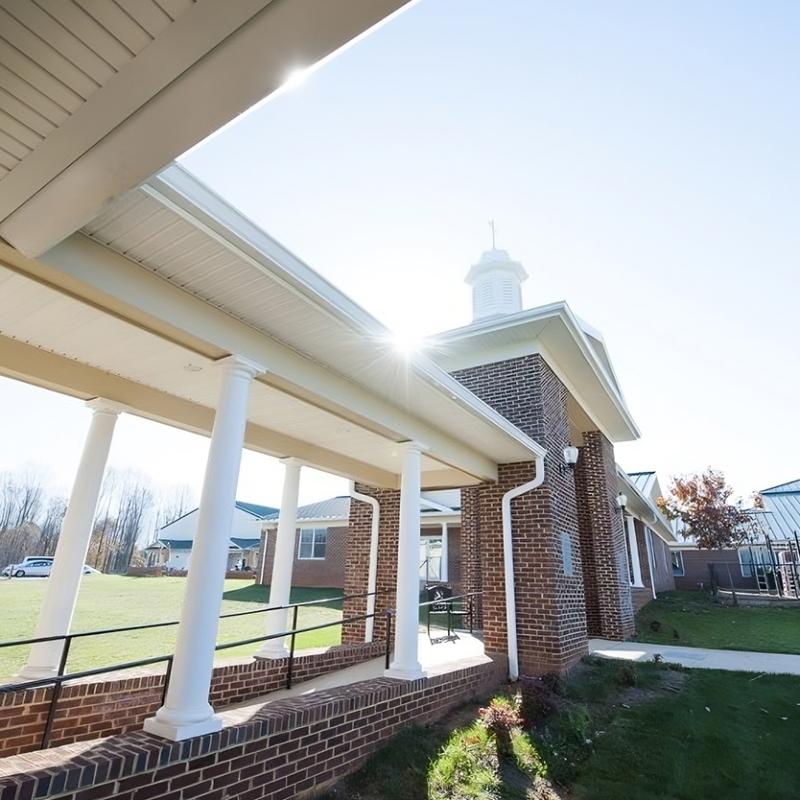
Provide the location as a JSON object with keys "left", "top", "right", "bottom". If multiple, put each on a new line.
{"left": 0, "top": 604, "right": 395, "bottom": 752}
{"left": 0, "top": 588, "right": 391, "bottom": 651}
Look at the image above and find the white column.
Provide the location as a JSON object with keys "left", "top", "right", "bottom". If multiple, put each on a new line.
{"left": 144, "top": 355, "right": 262, "bottom": 740}
{"left": 19, "top": 400, "right": 120, "bottom": 679}
{"left": 626, "top": 515, "right": 644, "bottom": 588}
{"left": 256, "top": 458, "right": 302, "bottom": 658}
{"left": 440, "top": 521, "right": 449, "bottom": 583}
{"left": 386, "top": 442, "right": 424, "bottom": 680}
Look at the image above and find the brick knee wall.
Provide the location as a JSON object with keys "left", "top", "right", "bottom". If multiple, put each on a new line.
{"left": 574, "top": 430, "right": 634, "bottom": 640}
{"left": 452, "top": 354, "right": 588, "bottom": 675}
{"left": 0, "top": 642, "right": 385, "bottom": 758}
{"left": 342, "top": 487, "right": 400, "bottom": 645}
{"left": 0, "top": 657, "right": 506, "bottom": 800}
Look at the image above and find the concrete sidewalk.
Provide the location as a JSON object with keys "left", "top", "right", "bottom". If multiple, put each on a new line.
{"left": 589, "top": 638, "right": 800, "bottom": 676}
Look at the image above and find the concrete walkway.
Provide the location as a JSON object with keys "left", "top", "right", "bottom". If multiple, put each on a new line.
{"left": 590, "top": 638, "right": 800, "bottom": 676}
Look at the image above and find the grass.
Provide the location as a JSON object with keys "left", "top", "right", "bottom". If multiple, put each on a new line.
{"left": 321, "top": 658, "right": 800, "bottom": 799}
{"left": 571, "top": 666, "right": 800, "bottom": 800}
{"left": 635, "top": 589, "right": 800, "bottom": 654}
{"left": 0, "top": 574, "right": 343, "bottom": 681}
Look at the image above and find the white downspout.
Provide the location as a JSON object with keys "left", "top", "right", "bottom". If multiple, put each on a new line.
{"left": 350, "top": 482, "right": 380, "bottom": 643}
{"left": 501, "top": 454, "right": 546, "bottom": 681}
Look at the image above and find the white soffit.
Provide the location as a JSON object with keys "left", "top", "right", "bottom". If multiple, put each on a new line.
{"left": 0, "top": 263, "right": 477, "bottom": 487}
{"left": 0, "top": 0, "right": 412, "bottom": 256}
{"left": 74, "top": 164, "right": 544, "bottom": 467}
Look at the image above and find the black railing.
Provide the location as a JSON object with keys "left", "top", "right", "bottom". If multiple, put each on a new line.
{"left": 0, "top": 595, "right": 394, "bottom": 752}
{"left": 420, "top": 591, "right": 482, "bottom": 642}
{"left": 0, "top": 588, "right": 391, "bottom": 679}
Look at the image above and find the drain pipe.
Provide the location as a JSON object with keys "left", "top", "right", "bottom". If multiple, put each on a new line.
{"left": 501, "top": 454, "right": 546, "bottom": 681}
{"left": 349, "top": 482, "right": 380, "bottom": 643}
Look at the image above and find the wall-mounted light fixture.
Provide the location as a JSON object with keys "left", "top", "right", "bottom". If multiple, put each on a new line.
{"left": 559, "top": 444, "right": 579, "bottom": 475}
{"left": 615, "top": 492, "right": 628, "bottom": 515}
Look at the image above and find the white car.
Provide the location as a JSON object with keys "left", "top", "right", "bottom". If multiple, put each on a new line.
{"left": 2, "top": 557, "right": 99, "bottom": 578}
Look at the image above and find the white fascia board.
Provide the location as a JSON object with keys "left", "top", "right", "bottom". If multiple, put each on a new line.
{"left": 435, "top": 303, "right": 640, "bottom": 442}
{"left": 0, "top": 0, "right": 412, "bottom": 256}
{"left": 263, "top": 517, "right": 348, "bottom": 530}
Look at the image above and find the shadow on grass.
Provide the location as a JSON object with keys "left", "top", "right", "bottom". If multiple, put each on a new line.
{"left": 222, "top": 583, "right": 344, "bottom": 610}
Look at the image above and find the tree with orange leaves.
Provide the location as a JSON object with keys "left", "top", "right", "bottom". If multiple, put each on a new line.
{"left": 657, "top": 469, "right": 758, "bottom": 550}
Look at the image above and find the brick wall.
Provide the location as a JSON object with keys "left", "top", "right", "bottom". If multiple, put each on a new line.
{"left": 574, "top": 430, "right": 634, "bottom": 640}
{"left": 0, "top": 642, "right": 385, "bottom": 758}
{"left": 673, "top": 547, "right": 753, "bottom": 591}
{"left": 634, "top": 519, "right": 677, "bottom": 595}
{"left": 259, "top": 526, "right": 347, "bottom": 589}
{"left": 451, "top": 354, "right": 588, "bottom": 675}
{"left": 342, "top": 488, "right": 400, "bottom": 644}
{"left": 648, "top": 533, "right": 676, "bottom": 593}
{"left": 0, "top": 658, "right": 505, "bottom": 800}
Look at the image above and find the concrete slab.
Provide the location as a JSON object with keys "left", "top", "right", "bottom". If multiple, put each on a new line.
{"left": 589, "top": 638, "right": 800, "bottom": 676}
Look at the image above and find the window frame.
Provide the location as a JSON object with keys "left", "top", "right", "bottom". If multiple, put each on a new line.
{"left": 670, "top": 550, "right": 685, "bottom": 577}
{"left": 738, "top": 545, "right": 770, "bottom": 578}
{"left": 297, "top": 527, "right": 327, "bottom": 561}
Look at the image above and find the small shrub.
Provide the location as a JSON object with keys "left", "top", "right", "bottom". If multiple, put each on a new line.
{"left": 478, "top": 696, "right": 523, "bottom": 756}
{"left": 615, "top": 663, "right": 639, "bottom": 688}
{"left": 649, "top": 620, "right": 662, "bottom": 632}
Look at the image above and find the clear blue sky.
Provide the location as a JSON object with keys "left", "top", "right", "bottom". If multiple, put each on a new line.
{"left": 1, "top": 0, "right": 798, "bottom": 507}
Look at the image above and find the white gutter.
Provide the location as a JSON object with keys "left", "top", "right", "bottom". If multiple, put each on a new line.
{"left": 501, "top": 454, "right": 546, "bottom": 681}
{"left": 349, "top": 482, "right": 380, "bottom": 643}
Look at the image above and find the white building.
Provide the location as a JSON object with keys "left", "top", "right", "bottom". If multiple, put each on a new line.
{"left": 147, "top": 501, "right": 277, "bottom": 572}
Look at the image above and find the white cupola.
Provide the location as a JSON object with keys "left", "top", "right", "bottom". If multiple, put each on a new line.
{"left": 465, "top": 248, "right": 528, "bottom": 322}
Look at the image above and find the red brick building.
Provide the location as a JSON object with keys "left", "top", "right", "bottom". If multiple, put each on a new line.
{"left": 342, "top": 248, "right": 676, "bottom": 677}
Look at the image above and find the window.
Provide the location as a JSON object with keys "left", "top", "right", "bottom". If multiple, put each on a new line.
{"left": 671, "top": 551, "right": 685, "bottom": 577}
{"left": 420, "top": 537, "right": 443, "bottom": 582}
{"left": 738, "top": 546, "right": 770, "bottom": 577}
{"left": 298, "top": 528, "right": 327, "bottom": 560}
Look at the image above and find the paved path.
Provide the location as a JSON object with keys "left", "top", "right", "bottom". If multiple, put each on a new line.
{"left": 589, "top": 638, "right": 800, "bottom": 676}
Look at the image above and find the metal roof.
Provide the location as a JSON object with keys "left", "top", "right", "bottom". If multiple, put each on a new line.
{"left": 759, "top": 495, "right": 800, "bottom": 540}
{"left": 264, "top": 496, "right": 352, "bottom": 524}
{"left": 761, "top": 480, "right": 800, "bottom": 494}
{"left": 159, "top": 539, "right": 193, "bottom": 550}
{"left": 626, "top": 471, "right": 656, "bottom": 494}
{"left": 229, "top": 537, "right": 262, "bottom": 550}
{"left": 235, "top": 501, "right": 279, "bottom": 519}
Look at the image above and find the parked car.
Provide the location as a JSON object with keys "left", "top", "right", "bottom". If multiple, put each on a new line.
{"left": 2, "top": 557, "right": 99, "bottom": 578}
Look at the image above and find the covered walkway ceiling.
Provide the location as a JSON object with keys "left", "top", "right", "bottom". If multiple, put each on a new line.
{"left": 0, "top": 165, "right": 545, "bottom": 489}
{"left": 0, "top": 0, "right": 411, "bottom": 256}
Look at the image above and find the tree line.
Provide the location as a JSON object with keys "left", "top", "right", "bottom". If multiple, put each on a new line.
{"left": 0, "top": 468, "right": 194, "bottom": 573}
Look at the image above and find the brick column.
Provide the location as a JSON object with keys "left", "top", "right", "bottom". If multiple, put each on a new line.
{"left": 459, "top": 486, "right": 484, "bottom": 626}
{"left": 342, "top": 485, "right": 399, "bottom": 644}
{"left": 574, "top": 430, "right": 634, "bottom": 640}
{"left": 452, "top": 354, "right": 588, "bottom": 675}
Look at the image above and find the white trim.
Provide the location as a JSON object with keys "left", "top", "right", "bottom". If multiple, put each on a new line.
{"left": 297, "top": 527, "right": 328, "bottom": 561}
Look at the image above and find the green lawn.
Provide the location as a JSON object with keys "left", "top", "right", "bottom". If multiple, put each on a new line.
{"left": 635, "top": 589, "right": 800, "bottom": 654}
{"left": 571, "top": 666, "right": 800, "bottom": 800}
{"left": 0, "top": 575, "right": 343, "bottom": 681}
{"left": 322, "top": 659, "right": 800, "bottom": 800}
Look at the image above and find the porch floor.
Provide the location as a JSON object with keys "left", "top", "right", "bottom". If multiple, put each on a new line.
{"left": 222, "top": 630, "right": 487, "bottom": 722}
